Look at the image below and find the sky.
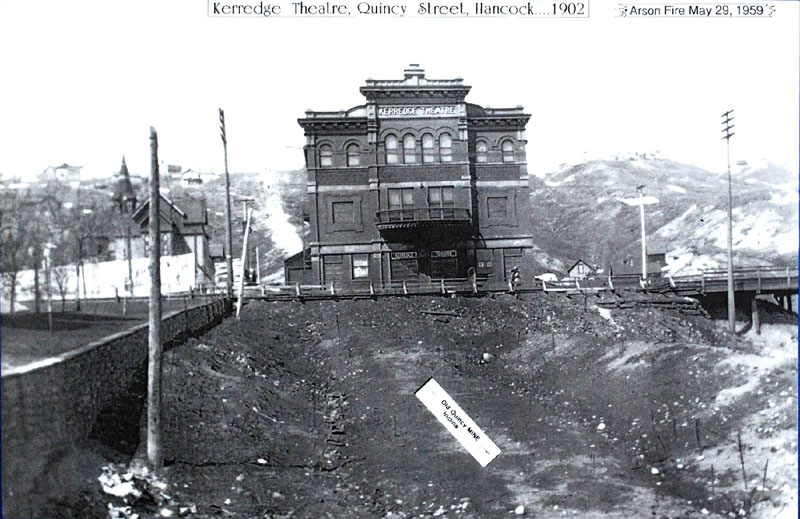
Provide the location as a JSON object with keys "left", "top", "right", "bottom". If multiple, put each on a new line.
{"left": 1, "top": 0, "right": 798, "bottom": 181}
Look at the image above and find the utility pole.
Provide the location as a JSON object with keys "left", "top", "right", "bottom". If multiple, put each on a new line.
{"left": 236, "top": 207, "right": 253, "bottom": 319}
{"left": 619, "top": 188, "right": 658, "bottom": 282}
{"left": 237, "top": 197, "right": 255, "bottom": 277}
{"left": 256, "top": 245, "right": 261, "bottom": 284}
{"left": 147, "top": 126, "right": 164, "bottom": 472}
{"left": 637, "top": 185, "right": 647, "bottom": 280}
{"left": 721, "top": 109, "right": 736, "bottom": 346}
{"left": 220, "top": 108, "right": 234, "bottom": 299}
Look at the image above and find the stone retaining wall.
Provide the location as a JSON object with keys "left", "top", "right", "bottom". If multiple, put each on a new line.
{"left": 1, "top": 299, "right": 230, "bottom": 519}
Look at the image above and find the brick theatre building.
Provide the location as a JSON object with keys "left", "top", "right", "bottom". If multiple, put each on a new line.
{"left": 290, "top": 65, "right": 535, "bottom": 286}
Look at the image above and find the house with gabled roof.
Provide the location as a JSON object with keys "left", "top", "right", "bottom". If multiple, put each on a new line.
{"left": 567, "top": 259, "right": 596, "bottom": 279}
{"left": 109, "top": 193, "right": 215, "bottom": 289}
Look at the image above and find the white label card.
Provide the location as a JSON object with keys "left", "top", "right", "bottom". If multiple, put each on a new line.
{"left": 414, "top": 377, "right": 501, "bottom": 467}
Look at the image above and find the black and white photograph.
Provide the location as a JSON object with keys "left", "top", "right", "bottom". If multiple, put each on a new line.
{"left": 1, "top": 1, "right": 798, "bottom": 518}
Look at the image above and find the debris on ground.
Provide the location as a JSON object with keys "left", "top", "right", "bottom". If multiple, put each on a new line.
{"left": 62, "top": 294, "right": 796, "bottom": 518}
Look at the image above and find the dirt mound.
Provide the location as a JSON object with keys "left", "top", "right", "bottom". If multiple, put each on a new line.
{"left": 82, "top": 294, "right": 795, "bottom": 518}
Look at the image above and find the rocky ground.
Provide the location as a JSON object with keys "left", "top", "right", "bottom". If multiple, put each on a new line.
{"left": 78, "top": 293, "right": 796, "bottom": 519}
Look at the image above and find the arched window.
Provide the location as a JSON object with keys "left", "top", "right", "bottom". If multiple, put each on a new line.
{"left": 439, "top": 134, "right": 452, "bottom": 162}
{"left": 319, "top": 144, "right": 333, "bottom": 167}
{"left": 346, "top": 143, "right": 360, "bottom": 166}
{"left": 403, "top": 134, "right": 416, "bottom": 164}
{"left": 385, "top": 135, "right": 398, "bottom": 164}
{"left": 501, "top": 140, "right": 514, "bottom": 163}
{"left": 475, "top": 140, "right": 488, "bottom": 163}
{"left": 422, "top": 133, "right": 435, "bottom": 163}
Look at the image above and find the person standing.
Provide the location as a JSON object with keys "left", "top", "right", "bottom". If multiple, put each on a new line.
{"left": 467, "top": 266, "right": 477, "bottom": 294}
{"left": 509, "top": 266, "right": 520, "bottom": 293}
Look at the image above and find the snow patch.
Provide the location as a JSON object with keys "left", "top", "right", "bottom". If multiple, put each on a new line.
{"left": 603, "top": 341, "right": 660, "bottom": 370}
{"left": 1, "top": 298, "right": 29, "bottom": 314}
{"left": 665, "top": 184, "right": 686, "bottom": 193}
{"left": 771, "top": 188, "right": 799, "bottom": 206}
{"left": 715, "top": 379, "right": 759, "bottom": 407}
{"left": 262, "top": 181, "right": 303, "bottom": 257}
{"left": 595, "top": 306, "right": 615, "bottom": 324}
{"left": 544, "top": 173, "right": 577, "bottom": 187}
{"left": 720, "top": 324, "right": 798, "bottom": 371}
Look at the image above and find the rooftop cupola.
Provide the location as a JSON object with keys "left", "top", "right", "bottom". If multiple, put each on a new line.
{"left": 403, "top": 64, "right": 426, "bottom": 84}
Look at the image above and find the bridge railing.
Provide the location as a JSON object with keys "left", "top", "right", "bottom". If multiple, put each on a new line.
{"left": 251, "top": 266, "right": 798, "bottom": 299}
{"left": 699, "top": 266, "right": 798, "bottom": 278}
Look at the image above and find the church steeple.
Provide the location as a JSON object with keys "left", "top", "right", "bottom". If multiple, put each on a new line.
{"left": 120, "top": 155, "right": 129, "bottom": 177}
{"left": 113, "top": 155, "right": 137, "bottom": 214}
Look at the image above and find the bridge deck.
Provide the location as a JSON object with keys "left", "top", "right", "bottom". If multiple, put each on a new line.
{"left": 245, "top": 267, "right": 798, "bottom": 301}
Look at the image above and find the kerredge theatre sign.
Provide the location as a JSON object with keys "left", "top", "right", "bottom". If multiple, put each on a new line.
{"left": 378, "top": 105, "right": 458, "bottom": 118}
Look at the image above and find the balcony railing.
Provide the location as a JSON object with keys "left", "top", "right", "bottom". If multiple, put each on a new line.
{"left": 375, "top": 207, "right": 471, "bottom": 224}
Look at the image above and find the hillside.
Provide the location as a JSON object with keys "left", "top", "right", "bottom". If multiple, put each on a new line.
{"left": 163, "top": 170, "right": 307, "bottom": 279}
{"left": 529, "top": 158, "right": 798, "bottom": 275}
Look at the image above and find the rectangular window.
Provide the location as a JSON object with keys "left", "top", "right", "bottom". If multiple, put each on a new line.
{"left": 388, "top": 188, "right": 414, "bottom": 220}
{"left": 487, "top": 196, "right": 508, "bottom": 219}
{"left": 422, "top": 134, "right": 435, "bottom": 163}
{"left": 391, "top": 256, "right": 419, "bottom": 280}
{"left": 385, "top": 135, "right": 398, "bottom": 164}
{"left": 476, "top": 141, "right": 488, "bottom": 163}
{"left": 352, "top": 254, "right": 369, "bottom": 279}
{"left": 439, "top": 134, "right": 453, "bottom": 162}
{"left": 319, "top": 146, "right": 333, "bottom": 167}
{"left": 388, "top": 188, "right": 413, "bottom": 208}
{"left": 347, "top": 145, "right": 360, "bottom": 166}
{"left": 332, "top": 201, "right": 354, "bottom": 224}
{"left": 428, "top": 186, "right": 454, "bottom": 206}
{"left": 403, "top": 135, "right": 416, "bottom": 164}
{"left": 442, "top": 186, "right": 454, "bottom": 205}
{"left": 428, "top": 186, "right": 455, "bottom": 219}
{"left": 323, "top": 255, "right": 344, "bottom": 283}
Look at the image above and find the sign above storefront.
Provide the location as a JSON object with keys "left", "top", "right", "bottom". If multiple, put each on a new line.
{"left": 391, "top": 251, "right": 418, "bottom": 260}
{"left": 378, "top": 105, "right": 458, "bottom": 118}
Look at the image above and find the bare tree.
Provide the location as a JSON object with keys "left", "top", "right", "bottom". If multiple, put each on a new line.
{"left": 0, "top": 188, "right": 44, "bottom": 314}
{"left": 1, "top": 190, "right": 30, "bottom": 314}
{"left": 66, "top": 200, "right": 107, "bottom": 310}
{"left": 51, "top": 265, "right": 71, "bottom": 312}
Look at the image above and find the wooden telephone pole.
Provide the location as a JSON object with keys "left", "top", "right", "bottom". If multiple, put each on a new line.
{"left": 721, "top": 110, "right": 736, "bottom": 346}
{"left": 147, "top": 126, "right": 164, "bottom": 471}
{"left": 220, "top": 109, "right": 234, "bottom": 299}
